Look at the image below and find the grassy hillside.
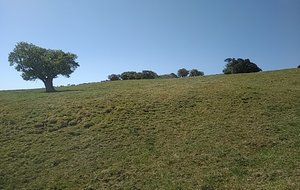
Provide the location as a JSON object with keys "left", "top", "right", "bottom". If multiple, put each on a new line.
{"left": 0, "top": 69, "right": 299, "bottom": 189}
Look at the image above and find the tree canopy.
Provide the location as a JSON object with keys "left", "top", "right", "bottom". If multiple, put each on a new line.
{"left": 115, "top": 70, "right": 158, "bottom": 81}
{"left": 141, "top": 70, "right": 158, "bottom": 79}
{"left": 223, "top": 58, "right": 261, "bottom": 74}
{"left": 8, "top": 42, "right": 79, "bottom": 92}
{"left": 108, "top": 74, "right": 121, "bottom": 81}
{"left": 177, "top": 68, "right": 189, "bottom": 77}
{"left": 120, "top": 71, "right": 142, "bottom": 80}
{"left": 189, "top": 69, "right": 204, "bottom": 77}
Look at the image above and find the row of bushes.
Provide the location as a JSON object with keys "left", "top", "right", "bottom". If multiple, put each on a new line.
{"left": 107, "top": 58, "right": 270, "bottom": 81}
{"left": 108, "top": 68, "right": 204, "bottom": 81}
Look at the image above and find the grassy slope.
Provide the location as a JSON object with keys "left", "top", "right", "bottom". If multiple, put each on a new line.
{"left": 0, "top": 69, "right": 299, "bottom": 189}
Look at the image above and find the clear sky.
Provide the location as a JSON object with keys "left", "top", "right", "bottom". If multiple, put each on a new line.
{"left": 1, "top": 0, "right": 299, "bottom": 90}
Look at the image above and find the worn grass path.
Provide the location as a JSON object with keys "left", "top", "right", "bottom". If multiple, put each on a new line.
{"left": 0, "top": 69, "right": 299, "bottom": 189}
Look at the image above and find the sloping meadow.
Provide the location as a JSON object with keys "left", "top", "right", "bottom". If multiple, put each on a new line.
{"left": 0, "top": 69, "right": 299, "bottom": 189}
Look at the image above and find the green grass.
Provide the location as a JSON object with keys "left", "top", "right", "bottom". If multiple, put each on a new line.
{"left": 0, "top": 69, "right": 299, "bottom": 189}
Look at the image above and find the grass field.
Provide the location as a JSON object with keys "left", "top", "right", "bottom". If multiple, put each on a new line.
{"left": 0, "top": 69, "right": 299, "bottom": 189}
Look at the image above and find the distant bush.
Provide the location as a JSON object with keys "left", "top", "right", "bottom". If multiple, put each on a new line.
{"left": 108, "top": 74, "right": 121, "bottom": 81}
{"left": 189, "top": 69, "right": 204, "bottom": 77}
{"left": 177, "top": 68, "right": 189, "bottom": 77}
{"left": 223, "top": 58, "right": 261, "bottom": 74}
{"left": 141, "top": 70, "right": 158, "bottom": 79}
{"left": 159, "top": 73, "right": 178, "bottom": 79}
{"left": 135, "top": 72, "right": 143, "bottom": 79}
{"left": 120, "top": 71, "right": 142, "bottom": 80}
{"left": 111, "top": 70, "right": 158, "bottom": 80}
{"left": 170, "top": 73, "right": 178, "bottom": 78}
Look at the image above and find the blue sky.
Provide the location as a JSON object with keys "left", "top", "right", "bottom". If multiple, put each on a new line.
{"left": 1, "top": 0, "right": 299, "bottom": 90}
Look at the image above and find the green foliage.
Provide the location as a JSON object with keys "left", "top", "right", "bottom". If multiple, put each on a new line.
{"left": 0, "top": 69, "right": 299, "bottom": 189}
{"left": 159, "top": 73, "right": 178, "bottom": 79}
{"left": 189, "top": 69, "right": 204, "bottom": 77}
{"left": 223, "top": 58, "right": 261, "bottom": 74}
{"left": 117, "top": 70, "right": 158, "bottom": 80}
{"left": 8, "top": 42, "right": 79, "bottom": 92}
{"left": 141, "top": 70, "right": 158, "bottom": 79}
{"left": 177, "top": 68, "right": 189, "bottom": 77}
{"left": 120, "top": 71, "right": 142, "bottom": 80}
{"left": 108, "top": 74, "right": 121, "bottom": 81}
{"left": 170, "top": 73, "right": 178, "bottom": 78}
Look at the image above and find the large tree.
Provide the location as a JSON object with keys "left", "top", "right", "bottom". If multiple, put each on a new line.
{"left": 223, "top": 58, "right": 261, "bottom": 74}
{"left": 8, "top": 42, "right": 79, "bottom": 92}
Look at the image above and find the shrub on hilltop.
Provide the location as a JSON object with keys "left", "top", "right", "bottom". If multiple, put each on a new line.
{"left": 141, "top": 70, "right": 158, "bottom": 79}
{"left": 159, "top": 73, "right": 178, "bottom": 79}
{"left": 120, "top": 71, "right": 142, "bottom": 80}
{"left": 108, "top": 74, "right": 121, "bottom": 81}
{"left": 189, "top": 69, "right": 204, "bottom": 77}
{"left": 177, "top": 68, "right": 189, "bottom": 77}
{"left": 223, "top": 58, "right": 261, "bottom": 74}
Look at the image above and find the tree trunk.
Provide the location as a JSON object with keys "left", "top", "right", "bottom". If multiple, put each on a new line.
{"left": 44, "top": 78, "right": 56, "bottom": 92}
